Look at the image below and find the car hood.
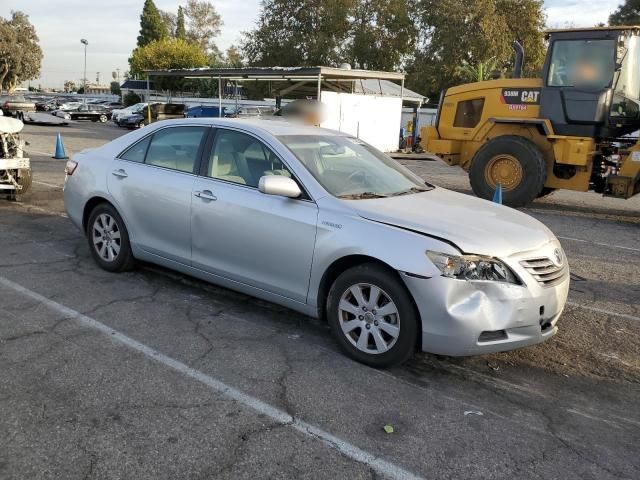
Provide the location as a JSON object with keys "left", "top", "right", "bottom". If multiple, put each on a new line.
{"left": 349, "top": 187, "right": 555, "bottom": 257}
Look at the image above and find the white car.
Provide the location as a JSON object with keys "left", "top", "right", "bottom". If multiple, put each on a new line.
{"left": 63, "top": 118, "right": 569, "bottom": 367}
{"left": 57, "top": 102, "right": 83, "bottom": 111}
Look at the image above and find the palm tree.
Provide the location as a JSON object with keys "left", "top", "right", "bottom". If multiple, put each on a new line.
{"left": 457, "top": 57, "right": 503, "bottom": 82}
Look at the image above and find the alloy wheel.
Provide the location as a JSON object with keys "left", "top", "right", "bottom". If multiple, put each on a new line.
{"left": 92, "top": 213, "right": 121, "bottom": 262}
{"left": 338, "top": 283, "right": 400, "bottom": 354}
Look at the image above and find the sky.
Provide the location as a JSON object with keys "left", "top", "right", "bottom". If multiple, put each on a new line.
{"left": 0, "top": 0, "right": 626, "bottom": 89}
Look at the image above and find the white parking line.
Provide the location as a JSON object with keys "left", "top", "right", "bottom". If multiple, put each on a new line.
{"left": 558, "top": 235, "right": 640, "bottom": 253}
{"left": 33, "top": 180, "right": 63, "bottom": 189}
{"left": 0, "top": 275, "right": 424, "bottom": 480}
{"left": 566, "top": 301, "right": 640, "bottom": 323}
{"left": 15, "top": 203, "right": 68, "bottom": 218}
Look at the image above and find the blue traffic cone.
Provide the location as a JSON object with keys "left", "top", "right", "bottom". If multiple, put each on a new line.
{"left": 492, "top": 183, "right": 503, "bottom": 204}
{"left": 52, "top": 133, "right": 68, "bottom": 159}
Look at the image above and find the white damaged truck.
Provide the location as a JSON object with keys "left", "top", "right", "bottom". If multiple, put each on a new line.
{"left": 0, "top": 116, "right": 31, "bottom": 201}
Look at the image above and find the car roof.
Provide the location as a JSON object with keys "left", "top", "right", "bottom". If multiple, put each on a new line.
{"left": 159, "top": 117, "right": 346, "bottom": 137}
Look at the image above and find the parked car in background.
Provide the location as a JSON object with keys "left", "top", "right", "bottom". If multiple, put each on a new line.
{"left": 0, "top": 96, "right": 36, "bottom": 119}
{"left": 185, "top": 105, "right": 229, "bottom": 118}
{"left": 57, "top": 101, "right": 83, "bottom": 111}
{"left": 228, "top": 105, "right": 275, "bottom": 118}
{"left": 97, "top": 101, "right": 124, "bottom": 111}
{"left": 35, "top": 99, "right": 59, "bottom": 111}
{"left": 63, "top": 118, "right": 569, "bottom": 368}
{"left": 117, "top": 103, "right": 185, "bottom": 129}
{"left": 112, "top": 103, "right": 147, "bottom": 124}
{"left": 53, "top": 104, "right": 112, "bottom": 122}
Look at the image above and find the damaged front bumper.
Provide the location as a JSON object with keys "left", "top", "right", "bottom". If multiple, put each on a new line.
{"left": 401, "top": 257, "right": 570, "bottom": 356}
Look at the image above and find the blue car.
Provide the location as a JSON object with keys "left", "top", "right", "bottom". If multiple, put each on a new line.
{"left": 185, "top": 105, "right": 228, "bottom": 118}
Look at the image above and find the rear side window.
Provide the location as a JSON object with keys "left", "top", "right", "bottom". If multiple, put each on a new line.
{"left": 145, "top": 126, "right": 207, "bottom": 173}
{"left": 453, "top": 98, "right": 485, "bottom": 128}
{"left": 120, "top": 136, "right": 151, "bottom": 163}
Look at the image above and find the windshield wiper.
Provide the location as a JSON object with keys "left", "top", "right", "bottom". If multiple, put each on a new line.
{"left": 338, "top": 192, "right": 389, "bottom": 199}
{"left": 388, "top": 186, "right": 431, "bottom": 197}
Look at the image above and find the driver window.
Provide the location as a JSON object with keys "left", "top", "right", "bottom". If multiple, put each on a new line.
{"left": 207, "top": 129, "right": 291, "bottom": 187}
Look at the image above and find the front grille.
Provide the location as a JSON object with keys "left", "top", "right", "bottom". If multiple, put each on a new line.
{"left": 520, "top": 257, "right": 567, "bottom": 287}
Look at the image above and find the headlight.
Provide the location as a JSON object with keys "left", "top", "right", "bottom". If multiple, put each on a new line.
{"left": 426, "top": 251, "right": 520, "bottom": 284}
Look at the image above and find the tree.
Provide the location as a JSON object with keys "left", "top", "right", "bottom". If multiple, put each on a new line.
{"left": 129, "top": 38, "right": 208, "bottom": 92}
{"left": 137, "top": 0, "right": 168, "bottom": 47}
{"left": 407, "top": 0, "right": 545, "bottom": 100}
{"left": 175, "top": 6, "right": 187, "bottom": 40}
{"left": 225, "top": 46, "right": 244, "bottom": 67}
{"left": 0, "top": 11, "right": 43, "bottom": 92}
{"left": 610, "top": 0, "right": 640, "bottom": 25}
{"left": 184, "top": 0, "right": 223, "bottom": 53}
{"left": 160, "top": 10, "right": 177, "bottom": 37}
{"left": 63, "top": 80, "right": 76, "bottom": 92}
{"left": 347, "top": 0, "right": 417, "bottom": 70}
{"left": 243, "top": 0, "right": 353, "bottom": 66}
{"left": 457, "top": 57, "right": 502, "bottom": 82}
{"left": 110, "top": 81, "right": 121, "bottom": 96}
{"left": 123, "top": 90, "right": 141, "bottom": 106}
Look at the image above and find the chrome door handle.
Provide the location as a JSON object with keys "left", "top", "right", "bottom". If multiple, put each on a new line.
{"left": 194, "top": 190, "right": 217, "bottom": 201}
{"left": 112, "top": 169, "right": 128, "bottom": 178}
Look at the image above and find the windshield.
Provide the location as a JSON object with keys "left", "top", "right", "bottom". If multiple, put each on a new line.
{"left": 278, "top": 135, "right": 432, "bottom": 198}
{"left": 547, "top": 39, "right": 615, "bottom": 89}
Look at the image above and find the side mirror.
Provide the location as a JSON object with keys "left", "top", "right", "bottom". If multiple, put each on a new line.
{"left": 258, "top": 175, "right": 302, "bottom": 198}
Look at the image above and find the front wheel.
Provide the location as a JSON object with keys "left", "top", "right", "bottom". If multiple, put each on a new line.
{"left": 99, "top": 114, "right": 108, "bottom": 123}
{"left": 469, "top": 135, "right": 547, "bottom": 207}
{"left": 86, "top": 203, "right": 135, "bottom": 272}
{"left": 327, "top": 263, "right": 418, "bottom": 368}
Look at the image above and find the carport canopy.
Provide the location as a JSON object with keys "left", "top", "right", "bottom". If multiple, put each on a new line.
{"left": 143, "top": 66, "right": 418, "bottom": 116}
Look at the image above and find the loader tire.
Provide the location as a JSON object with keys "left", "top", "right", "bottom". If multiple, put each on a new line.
{"left": 537, "top": 187, "right": 556, "bottom": 199}
{"left": 469, "top": 135, "right": 547, "bottom": 207}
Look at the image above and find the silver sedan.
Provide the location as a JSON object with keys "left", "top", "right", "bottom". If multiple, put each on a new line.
{"left": 63, "top": 118, "right": 570, "bottom": 367}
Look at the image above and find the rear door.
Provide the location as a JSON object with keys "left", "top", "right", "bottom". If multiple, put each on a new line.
{"left": 107, "top": 125, "right": 209, "bottom": 264}
{"left": 191, "top": 127, "right": 318, "bottom": 302}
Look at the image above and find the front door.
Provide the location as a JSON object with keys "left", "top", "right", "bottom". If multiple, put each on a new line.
{"left": 107, "top": 125, "right": 209, "bottom": 264}
{"left": 191, "top": 127, "right": 318, "bottom": 303}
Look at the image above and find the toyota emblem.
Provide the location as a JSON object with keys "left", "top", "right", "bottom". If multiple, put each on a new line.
{"left": 553, "top": 248, "right": 563, "bottom": 266}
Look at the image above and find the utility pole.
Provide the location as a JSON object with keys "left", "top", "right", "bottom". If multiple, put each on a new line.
{"left": 80, "top": 38, "right": 88, "bottom": 103}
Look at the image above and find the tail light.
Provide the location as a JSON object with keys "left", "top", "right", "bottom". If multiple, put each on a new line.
{"left": 65, "top": 160, "right": 78, "bottom": 175}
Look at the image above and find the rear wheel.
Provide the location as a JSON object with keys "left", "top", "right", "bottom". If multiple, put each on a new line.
{"left": 469, "top": 135, "right": 547, "bottom": 207}
{"left": 327, "top": 263, "right": 418, "bottom": 368}
{"left": 86, "top": 203, "right": 135, "bottom": 272}
{"left": 99, "top": 114, "right": 108, "bottom": 123}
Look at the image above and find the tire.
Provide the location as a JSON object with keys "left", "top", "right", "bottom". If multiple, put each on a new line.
{"left": 99, "top": 114, "right": 107, "bottom": 123}
{"left": 86, "top": 203, "right": 135, "bottom": 272}
{"left": 327, "top": 263, "right": 418, "bottom": 368}
{"left": 537, "top": 187, "right": 556, "bottom": 199}
{"left": 137, "top": 121, "right": 145, "bottom": 129}
{"left": 8, "top": 168, "right": 32, "bottom": 202}
{"left": 469, "top": 135, "right": 547, "bottom": 207}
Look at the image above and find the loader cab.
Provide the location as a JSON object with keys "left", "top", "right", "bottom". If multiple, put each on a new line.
{"left": 540, "top": 27, "right": 640, "bottom": 139}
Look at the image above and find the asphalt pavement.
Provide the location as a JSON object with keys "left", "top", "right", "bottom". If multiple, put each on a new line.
{"left": 0, "top": 121, "right": 638, "bottom": 479}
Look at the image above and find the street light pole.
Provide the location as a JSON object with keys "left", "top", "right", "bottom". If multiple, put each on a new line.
{"left": 80, "top": 39, "right": 88, "bottom": 104}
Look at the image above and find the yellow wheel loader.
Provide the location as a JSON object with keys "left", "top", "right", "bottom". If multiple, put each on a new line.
{"left": 422, "top": 27, "right": 640, "bottom": 206}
